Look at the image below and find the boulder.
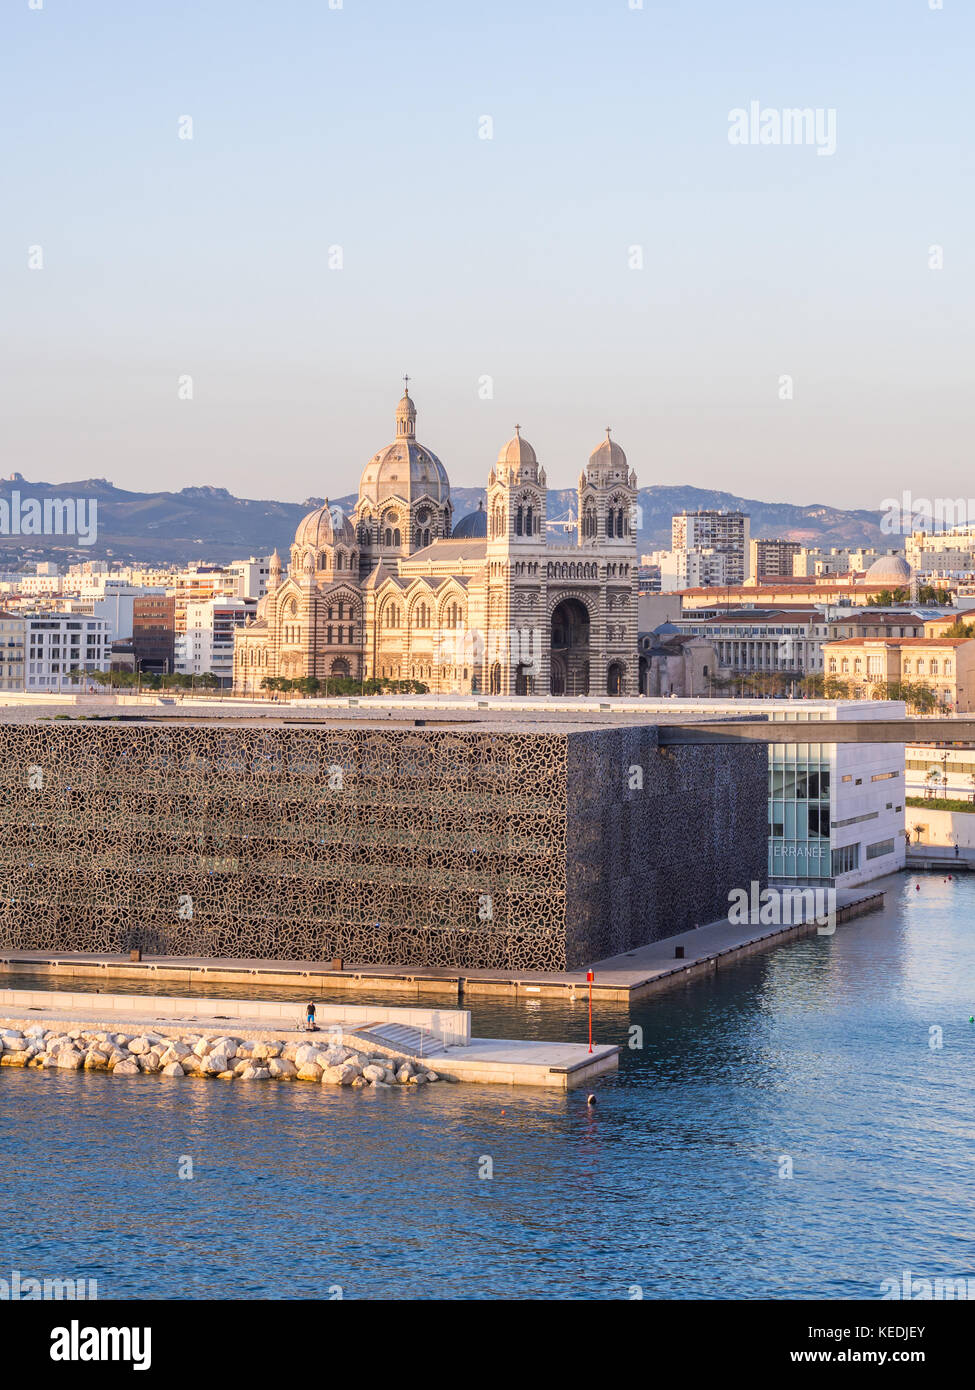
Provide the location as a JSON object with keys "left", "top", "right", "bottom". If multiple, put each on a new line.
{"left": 127, "top": 1036, "right": 150, "bottom": 1055}
{"left": 168, "top": 1041, "right": 192, "bottom": 1060}
{"left": 264, "top": 1042, "right": 283, "bottom": 1059}
{"left": 269, "top": 1058, "right": 297, "bottom": 1079}
{"left": 139, "top": 1053, "right": 161, "bottom": 1073}
{"left": 395, "top": 1065, "right": 414, "bottom": 1084}
{"left": 161, "top": 1062, "right": 184, "bottom": 1077}
{"left": 211, "top": 1038, "right": 238, "bottom": 1059}
{"left": 410, "top": 1072, "right": 427, "bottom": 1085}
{"left": 250, "top": 1043, "right": 271, "bottom": 1061}
{"left": 84, "top": 1051, "right": 108, "bottom": 1070}
{"left": 351, "top": 1075, "right": 368, "bottom": 1087}
{"left": 297, "top": 1062, "right": 322, "bottom": 1082}
{"left": 192, "top": 1038, "right": 211, "bottom": 1058}
{"left": 281, "top": 1043, "right": 298, "bottom": 1062}
{"left": 113, "top": 1060, "right": 140, "bottom": 1076}
{"left": 320, "top": 1066, "right": 346, "bottom": 1086}
{"left": 338, "top": 1064, "right": 358, "bottom": 1086}
{"left": 240, "top": 1066, "right": 270, "bottom": 1080}
{"left": 56, "top": 1049, "right": 85, "bottom": 1070}
{"left": 294, "top": 1043, "right": 325, "bottom": 1067}
{"left": 425, "top": 1072, "right": 439, "bottom": 1083}
{"left": 0, "top": 1051, "right": 31, "bottom": 1067}
{"left": 204, "top": 1052, "right": 229, "bottom": 1075}
{"left": 216, "top": 1071, "right": 235, "bottom": 1080}
{"left": 362, "top": 1064, "right": 386, "bottom": 1083}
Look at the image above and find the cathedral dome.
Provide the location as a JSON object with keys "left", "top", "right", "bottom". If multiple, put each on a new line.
{"left": 358, "top": 385, "right": 451, "bottom": 507}
{"left": 294, "top": 503, "right": 337, "bottom": 549}
{"left": 453, "top": 500, "right": 488, "bottom": 538}
{"left": 497, "top": 428, "right": 537, "bottom": 472}
{"left": 588, "top": 428, "right": 628, "bottom": 472}
{"left": 865, "top": 553, "right": 912, "bottom": 585}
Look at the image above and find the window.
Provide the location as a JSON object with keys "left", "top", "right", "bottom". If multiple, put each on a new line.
{"left": 871, "top": 771, "right": 897, "bottom": 782}
{"left": 930, "top": 659, "right": 939, "bottom": 675}
{"left": 832, "top": 844, "right": 860, "bottom": 875}
{"left": 866, "top": 838, "right": 895, "bottom": 861}
{"left": 945, "top": 660, "right": 953, "bottom": 675}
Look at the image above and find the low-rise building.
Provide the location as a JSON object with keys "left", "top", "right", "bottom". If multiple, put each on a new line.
{"left": 823, "top": 637, "right": 975, "bottom": 710}
{"left": 24, "top": 613, "right": 111, "bottom": 691}
{"left": 0, "top": 613, "right": 25, "bottom": 691}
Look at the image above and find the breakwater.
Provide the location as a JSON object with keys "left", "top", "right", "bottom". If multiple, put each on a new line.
{"left": 0, "top": 1023, "right": 443, "bottom": 1087}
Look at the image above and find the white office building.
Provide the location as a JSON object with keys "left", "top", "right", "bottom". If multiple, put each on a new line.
{"left": 176, "top": 597, "right": 257, "bottom": 686}
{"left": 24, "top": 614, "right": 111, "bottom": 691}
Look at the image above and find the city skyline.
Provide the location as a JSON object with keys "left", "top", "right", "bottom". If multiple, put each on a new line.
{"left": 2, "top": 0, "right": 971, "bottom": 509}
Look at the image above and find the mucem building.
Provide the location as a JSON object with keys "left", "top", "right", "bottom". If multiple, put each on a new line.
{"left": 0, "top": 709, "right": 766, "bottom": 971}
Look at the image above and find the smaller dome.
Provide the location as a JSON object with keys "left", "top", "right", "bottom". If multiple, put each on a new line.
{"left": 294, "top": 503, "right": 335, "bottom": 550}
{"left": 589, "top": 428, "right": 627, "bottom": 471}
{"left": 497, "top": 427, "right": 537, "bottom": 472}
{"left": 865, "top": 554, "right": 912, "bottom": 584}
{"left": 453, "top": 501, "right": 488, "bottom": 539}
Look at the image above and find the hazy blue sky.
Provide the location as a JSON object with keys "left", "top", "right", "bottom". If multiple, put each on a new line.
{"left": 1, "top": 0, "right": 970, "bottom": 509}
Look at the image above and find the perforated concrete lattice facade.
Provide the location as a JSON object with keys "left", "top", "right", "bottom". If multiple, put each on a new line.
{"left": 0, "top": 718, "right": 766, "bottom": 970}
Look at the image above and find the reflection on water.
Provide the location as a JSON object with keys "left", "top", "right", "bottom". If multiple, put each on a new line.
{"left": 2, "top": 872, "right": 974, "bottom": 1299}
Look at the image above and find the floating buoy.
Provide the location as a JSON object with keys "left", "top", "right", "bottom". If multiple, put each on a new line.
{"left": 587, "top": 1094, "right": 597, "bottom": 1107}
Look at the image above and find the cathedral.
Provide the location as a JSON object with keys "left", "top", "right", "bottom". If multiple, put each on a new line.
{"left": 233, "top": 385, "right": 639, "bottom": 696}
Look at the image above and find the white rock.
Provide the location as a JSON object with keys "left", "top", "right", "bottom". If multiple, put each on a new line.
{"left": 269, "top": 1057, "right": 297, "bottom": 1079}
{"left": 294, "top": 1043, "right": 324, "bottom": 1067}
{"left": 56, "top": 1049, "right": 85, "bottom": 1070}
{"left": 140, "top": 1053, "right": 161, "bottom": 1073}
{"left": 240, "top": 1065, "right": 270, "bottom": 1080}
{"left": 297, "top": 1062, "right": 322, "bottom": 1081}
{"left": 192, "top": 1038, "right": 212, "bottom": 1058}
{"left": 205, "top": 1052, "right": 229, "bottom": 1075}
{"left": 161, "top": 1062, "right": 184, "bottom": 1077}
{"left": 425, "top": 1072, "right": 439, "bottom": 1083}
{"left": 113, "top": 1059, "right": 140, "bottom": 1076}
{"left": 362, "top": 1064, "right": 386, "bottom": 1083}
{"left": 320, "top": 1066, "right": 346, "bottom": 1085}
{"left": 396, "top": 1065, "right": 413, "bottom": 1084}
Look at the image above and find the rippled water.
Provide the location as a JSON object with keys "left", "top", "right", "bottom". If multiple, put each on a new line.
{"left": 2, "top": 871, "right": 974, "bottom": 1300}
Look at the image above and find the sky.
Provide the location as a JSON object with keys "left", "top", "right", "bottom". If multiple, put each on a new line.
{"left": 0, "top": 0, "right": 971, "bottom": 511}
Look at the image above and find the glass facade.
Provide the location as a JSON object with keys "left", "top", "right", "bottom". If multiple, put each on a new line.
{"left": 768, "top": 742, "right": 832, "bottom": 883}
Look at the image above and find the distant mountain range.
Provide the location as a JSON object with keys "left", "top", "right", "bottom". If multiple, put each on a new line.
{"left": 0, "top": 472, "right": 887, "bottom": 566}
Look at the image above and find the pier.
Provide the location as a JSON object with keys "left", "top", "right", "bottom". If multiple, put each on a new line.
{"left": 0, "top": 989, "right": 619, "bottom": 1091}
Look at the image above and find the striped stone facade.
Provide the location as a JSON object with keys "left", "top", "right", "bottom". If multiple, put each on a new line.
{"left": 234, "top": 389, "right": 639, "bottom": 697}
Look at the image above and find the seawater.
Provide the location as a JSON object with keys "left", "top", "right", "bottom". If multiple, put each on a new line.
{"left": 1, "top": 872, "right": 974, "bottom": 1300}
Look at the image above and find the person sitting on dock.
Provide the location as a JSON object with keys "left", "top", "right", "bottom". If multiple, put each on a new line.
{"left": 305, "top": 1002, "right": 318, "bottom": 1032}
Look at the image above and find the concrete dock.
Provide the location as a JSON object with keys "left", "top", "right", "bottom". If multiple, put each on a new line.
{"left": 0, "top": 889, "right": 884, "bottom": 1004}
{"left": 0, "top": 989, "right": 619, "bottom": 1091}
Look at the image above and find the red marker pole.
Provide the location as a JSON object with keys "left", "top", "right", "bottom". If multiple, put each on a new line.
{"left": 586, "top": 970, "right": 594, "bottom": 1053}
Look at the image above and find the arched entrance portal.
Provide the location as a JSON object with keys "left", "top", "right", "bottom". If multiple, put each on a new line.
{"left": 550, "top": 598, "right": 590, "bottom": 696}
{"left": 607, "top": 661, "right": 625, "bottom": 696}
